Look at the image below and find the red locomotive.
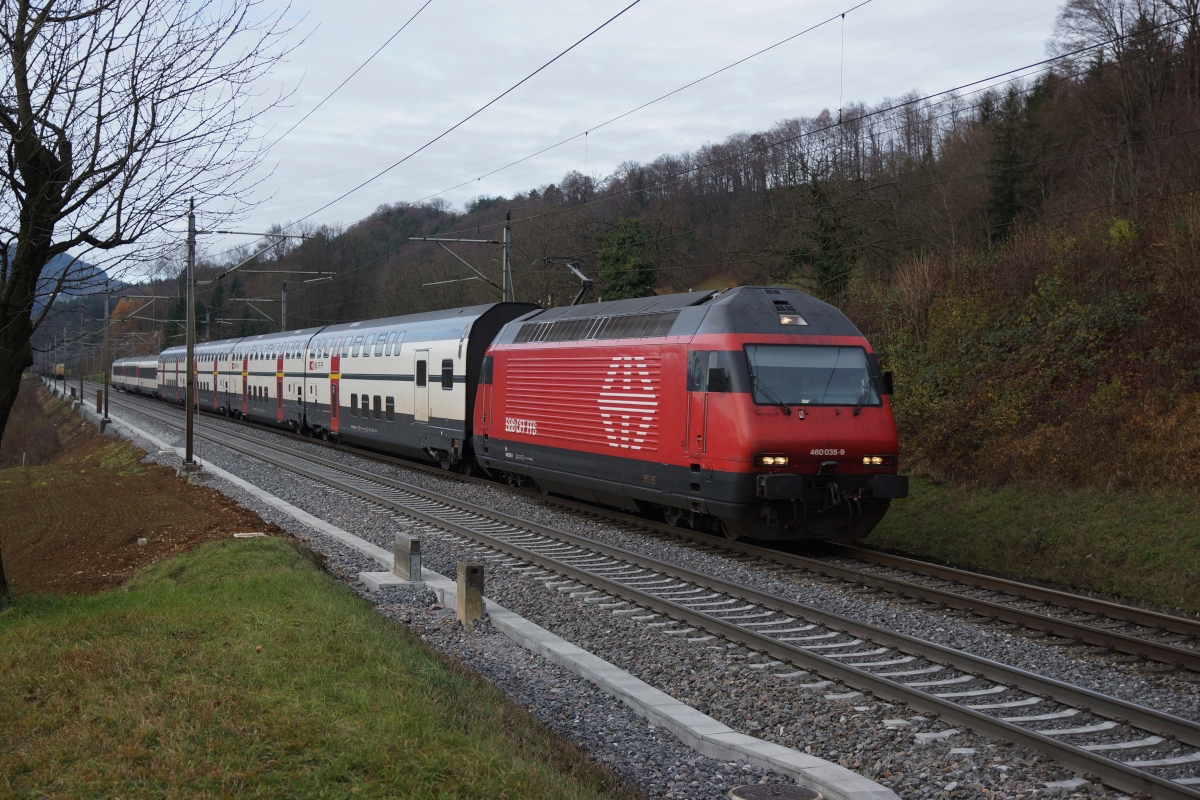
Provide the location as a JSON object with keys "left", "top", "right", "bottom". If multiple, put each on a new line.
{"left": 473, "top": 287, "right": 907, "bottom": 540}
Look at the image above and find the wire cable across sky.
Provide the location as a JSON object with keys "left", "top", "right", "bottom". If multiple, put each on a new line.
{"left": 285, "top": 1, "right": 643, "bottom": 230}
{"left": 265, "top": 0, "right": 436, "bottom": 151}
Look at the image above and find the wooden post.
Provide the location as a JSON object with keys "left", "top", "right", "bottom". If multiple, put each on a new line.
{"left": 456, "top": 562, "right": 485, "bottom": 625}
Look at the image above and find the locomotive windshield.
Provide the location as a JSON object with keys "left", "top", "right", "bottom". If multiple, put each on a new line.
{"left": 744, "top": 345, "right": 880, "bottom": 407}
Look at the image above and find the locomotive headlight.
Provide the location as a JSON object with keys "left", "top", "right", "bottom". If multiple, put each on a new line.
{"left": 756, "top": 455, "right": 790, "bottom": 467}
{"left": 862, "top": 455, "right": 894, "bottom": 467}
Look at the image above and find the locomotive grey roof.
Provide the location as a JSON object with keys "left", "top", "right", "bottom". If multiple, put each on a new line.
{"left": 494, "top": 286, "right": 862, "bottom": 344}
{"left": 693, "top": 286, "right": 863, "bottom": 337}
{"left": 515, "top": 290, "right": 715, "bottom": 323}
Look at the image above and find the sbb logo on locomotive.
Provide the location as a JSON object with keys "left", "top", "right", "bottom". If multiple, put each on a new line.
{"left": 505, "top": 417, "right": 538, "bottom": 435}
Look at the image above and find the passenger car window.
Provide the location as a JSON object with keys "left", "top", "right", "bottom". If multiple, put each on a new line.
{"left": 416, "top": 360, "right": 427, "bottom": 387}
{"left": 385, "top": 332, "right": 397, "bottom": 355}
{"left": 373, "top": 395, "right": 381, "bottom": 419}
{"left": 350, "top": 393, "right": 358, "bottom": 416}
{"left": 385, "top": 396, "right": 395, "bottom": 421}
{"left": 361, "top": 395, "right": 370, "bottom": 416}
{"left": 441, "top": 359, "right": 454, "bottom": 390}
{"left": 374, "top": 335, "right": 386, "bottom": 357}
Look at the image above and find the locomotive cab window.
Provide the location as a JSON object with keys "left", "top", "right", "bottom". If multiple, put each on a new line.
{"left": 687, "top": 351, "right": 731, "bottom": 392}
{"left": 744, "top": 345, "right": 880, "bottom": 407}
{"left": 441, "top": 359, "right": 454, "bottom": 390}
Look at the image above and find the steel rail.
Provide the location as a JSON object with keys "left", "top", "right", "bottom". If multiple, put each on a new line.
{"left": 832, "top": 544, "right": 1200, "bottom": 635}
{"left": 487, "top": 480, "right": 1200, "bottom": 671}
{"left": 96, "top": 385, "right": 1200, "bottom": 672}
{"left": 96, "top": 394, "right": 1200, "bottom": 799}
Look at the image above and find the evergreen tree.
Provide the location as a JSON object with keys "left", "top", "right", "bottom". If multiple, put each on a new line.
{"left": 596, "top": 218, "right": 657, "bottom": 299}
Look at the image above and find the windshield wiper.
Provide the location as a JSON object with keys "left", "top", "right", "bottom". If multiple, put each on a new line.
{"left": 853, "top": 384, "right": 871, "bottom": 416}
{"left": 749, "top": 371, "right": 791, "bottom": 415}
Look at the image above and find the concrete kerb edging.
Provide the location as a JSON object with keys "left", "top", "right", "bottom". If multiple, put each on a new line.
{"left": 92, "top": 406, "right": 899, "bottom": 800}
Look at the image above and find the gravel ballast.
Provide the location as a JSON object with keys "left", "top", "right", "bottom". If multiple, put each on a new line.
{"left": 101, "top": 392, "right": 1200, "bottom": 797}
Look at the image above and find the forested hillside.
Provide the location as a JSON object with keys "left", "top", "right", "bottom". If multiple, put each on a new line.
{"left": 132, "top": 0, "right": 1199, "bottom": 489}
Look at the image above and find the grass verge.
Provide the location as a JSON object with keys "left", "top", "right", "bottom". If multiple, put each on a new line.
{"left": 0, "top": 537, "right": 636, "bottom": 799}
{"left": 866, "top": 478, "right": 1200, "bottom": 613}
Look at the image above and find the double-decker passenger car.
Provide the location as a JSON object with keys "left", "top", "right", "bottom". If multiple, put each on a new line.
{"left": 473, "top": 287, "right": 907, "bottom": 540}
{"left": 111, "top": 355, "right": 159, "bottom": 395}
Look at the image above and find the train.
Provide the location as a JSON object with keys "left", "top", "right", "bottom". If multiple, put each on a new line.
{"left": 110, "top": 287, "right": 907, "bottom": 541}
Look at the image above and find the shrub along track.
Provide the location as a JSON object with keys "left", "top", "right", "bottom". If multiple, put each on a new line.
{"left": 94, "top": 386, "right": 1200, "bottom": 798}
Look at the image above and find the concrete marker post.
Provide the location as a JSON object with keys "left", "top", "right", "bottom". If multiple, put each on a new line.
{"left": 393, "top": 532, "right": 421, "bottom": 582}
{"left": 456, "top": 562, "right": 485, "bottom": 625}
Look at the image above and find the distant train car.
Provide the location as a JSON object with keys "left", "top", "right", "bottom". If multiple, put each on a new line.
{"left": 158, "top": 346, "right": 186, "bottom": 404}
{"left": 232, "top": 328, "right": 325, "bottom": 428}
{"left": 474, "top": 287, "right": 907, "bottom": 541}
{"left": 110, "top": 355, "right": 158, "bottom": 395}
{"left": 110, "top": 357, "right": 131, "bottom": 391}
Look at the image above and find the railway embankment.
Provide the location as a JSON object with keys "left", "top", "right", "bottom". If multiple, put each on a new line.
{"left": 0, "top": 392, "right": 632, "bottom": 799}
{"left": 852, "top": 211, "right": 1200, "bottom": 614}
{"left": 866, "top": 478, "right": 1200, "bottom": 614}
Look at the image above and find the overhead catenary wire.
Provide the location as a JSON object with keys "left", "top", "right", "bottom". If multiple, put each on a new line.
{"left": 189, "top": 9, "right": 1198, "bottom": 323}
{"left": 268, "top": 126, "right": 1200, "bottom": 323}
{"left": 269, "top": 0, "right": 645, "bottom": 235}
{"left": 402, "top": 0, "right": 878, "bottom": 210}
{"left": 222, "top": 4, "right": 1067, "bottom": 233}
{"left": 429, "top": 9, "right": 1198, "bottom": 238}
{"left": 265, "top": 0, "right": 436, "bottom": 151}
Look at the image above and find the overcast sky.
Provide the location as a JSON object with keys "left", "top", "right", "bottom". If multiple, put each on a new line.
{"left": 201, "top": 0, "right": 1063, "bottom": 258}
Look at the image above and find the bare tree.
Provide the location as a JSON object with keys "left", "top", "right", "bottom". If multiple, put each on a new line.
{"left": 0, "top": 0, "right": 293, "bottom": 595}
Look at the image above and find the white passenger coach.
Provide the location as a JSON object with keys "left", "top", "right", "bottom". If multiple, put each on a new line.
{"left": 112, "top": 302, "right": 536, "bottom": 469}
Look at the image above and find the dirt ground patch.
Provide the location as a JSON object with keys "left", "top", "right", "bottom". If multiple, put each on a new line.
{"left": 0, "top": 433, "right": 287, "bottom": 595}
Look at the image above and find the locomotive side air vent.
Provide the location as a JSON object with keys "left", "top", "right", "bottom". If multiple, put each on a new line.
{"left": 763, "top": 288, "right": 782, "bottom": 294}
{"left": 513, "top": 309, "right": 681, "bottom": 344}
{"left": 773, "top": 300, "right": 799, "bottom": 313}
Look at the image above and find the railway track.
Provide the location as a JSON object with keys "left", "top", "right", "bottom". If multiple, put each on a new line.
{"left": 91, "top": 383, "right": 1200, "bottom": 676}
{"left": 95, "top": 388, "right": 1200, "bottom": 797}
